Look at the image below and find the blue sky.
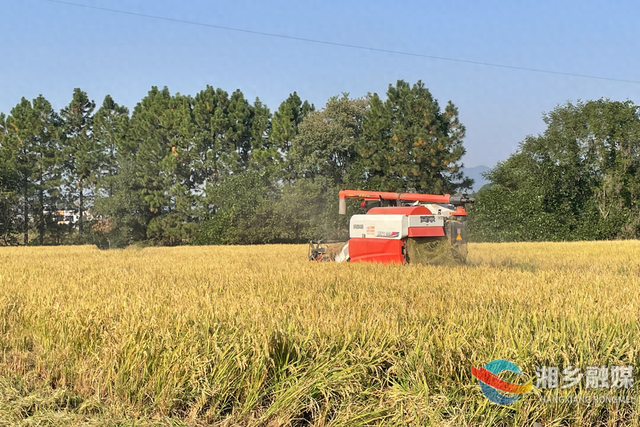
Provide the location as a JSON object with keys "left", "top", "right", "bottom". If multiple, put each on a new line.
{"left": 2, "top": 0, "right": 639, "bottom": 167}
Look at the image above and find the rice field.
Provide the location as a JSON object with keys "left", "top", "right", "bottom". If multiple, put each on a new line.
{"left": 1, "top": 241, "right": 639, "bottom": 426}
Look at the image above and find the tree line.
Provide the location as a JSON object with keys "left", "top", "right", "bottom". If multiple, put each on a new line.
{"left": 469, "top": 99, "right": 640, "bottom": 242}
{"left": 0, "top": 80, "right": 471, "bottom": 247}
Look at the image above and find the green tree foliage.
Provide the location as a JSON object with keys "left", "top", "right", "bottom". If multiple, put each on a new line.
{"left": 192, "top": 87, "right": 274, "bottom": 182}
{"left": 3, "top": 96, "right": 61, "bottom": 245}
{"left": 360, "top": 80, "right": 471, "bottom": 193}
{"left": 273, "top": 180, "right": 359, "bottom": 242}
{"left": 91, "top": 158, "right": 150, "bottom": 249}
{"left": 247, "top": 98, "right": 274, "bottom": 169}
{"left": 192, "top": 86, "right": 232, "bottom": 187}
{"left": 226, "top": 90, "right": 257, "bottom": 168}
{"left": 193, "top": 88, "right": 279, "bottom": 245}
{"left": 289, "top": 94, "right": 367, "bottom": 187}
{"left": 127, "top": 87, "right": 199, "bottom": 244}
{"left": 60, "top": 89, "right": 97, "bottom": 233}
{"left": 94, "top": 94, "right": 130, "bottom": 198}
{"left": 470, "top": 99, "right": 640, "bottom": 242}
{"left": 90, "top": 96, "right": 141, "bottom": 248}
{"left": 263, "top": 95, "right": 370, "bottom": 242}
{"left": 271, "top": 92, "right": 314, "bottom": 153}
{"left": 271, "top": 92, "right": 314, "bottom": 180}
{"left": 0, "top": 80, "right": 473, "bottom": 246}
{"left": 0, "top": 113, "right": 20, "bottom": 245}
{"left": 196, "top": 95, "right": 365, "bottom": 245}
{"left": 195, "top": 169, "right": 280, "bottom": 245}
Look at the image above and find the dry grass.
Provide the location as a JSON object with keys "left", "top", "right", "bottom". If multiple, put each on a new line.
{"left": 0, "top": 241, "right": 639, "bottom": 426}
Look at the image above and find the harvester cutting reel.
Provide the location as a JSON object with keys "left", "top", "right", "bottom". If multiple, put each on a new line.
{"left": 308, "top": 240, "right": 347, "bottom": 262}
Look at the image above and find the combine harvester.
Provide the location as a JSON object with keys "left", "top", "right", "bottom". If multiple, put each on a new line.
{"left": 309, "top": 190, "right": 475, "bottom": 265}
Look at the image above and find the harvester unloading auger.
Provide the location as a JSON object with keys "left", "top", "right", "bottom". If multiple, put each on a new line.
{"left": 308, "top": 190, "right": 475, "bottom": 265}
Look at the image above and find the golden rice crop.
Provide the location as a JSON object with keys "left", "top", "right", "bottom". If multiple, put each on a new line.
{"left": 0, "top": 241, "right": 639, "bottom": 426}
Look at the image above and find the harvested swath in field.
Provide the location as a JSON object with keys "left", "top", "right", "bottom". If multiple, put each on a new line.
{"left": 404, "top": 237, "right": 467, "bottom": 265}
{"left": 0, "top": 241, "right": 639, "bottom": 426}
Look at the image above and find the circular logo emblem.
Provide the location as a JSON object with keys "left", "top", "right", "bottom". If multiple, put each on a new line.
{"left": 471, "top": 359, "right": 533, "bottom": 405}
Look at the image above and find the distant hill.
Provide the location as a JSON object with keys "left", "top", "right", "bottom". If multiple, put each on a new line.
{"left": 463, "top": 165, "right": 491, "bottom": 193}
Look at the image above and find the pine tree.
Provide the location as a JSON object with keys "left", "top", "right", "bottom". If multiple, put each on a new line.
{"left": 60, "top": 89, "right": 97, "bottom": 233}
{"left": 247, "top": 98, "right": 274, "bottom": 170}
{"left": 360, "top": 80, "right": 471, "bottom": 193}
{"left": 192, "top": 86, "right": 230, "bottom": 187}
{"left": 94, "top": 94, "right": 130, "bottom": 198}
{"left": 0, "top": 113, "right": 20, "bottom": 244}
{"left": 271, "top": 92, "right": 314, "bottom": 180}
{"left": 4, "top": 96, "right": 61, "bottom": 244}
{"left": 128, "top": 87, "right": 198, "bottom": 244}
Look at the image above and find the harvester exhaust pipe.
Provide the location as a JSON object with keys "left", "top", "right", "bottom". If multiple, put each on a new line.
{"left": 339, "top": 198, "right": 347, "bottom": 215}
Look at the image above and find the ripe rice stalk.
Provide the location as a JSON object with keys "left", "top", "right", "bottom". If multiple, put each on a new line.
{"left": 0, "top": 242, "right": 638, "bottom": 425}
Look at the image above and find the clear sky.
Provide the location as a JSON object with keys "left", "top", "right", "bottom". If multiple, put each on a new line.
{"left": 2, "top": 0, "right": 639, "bottom": 167}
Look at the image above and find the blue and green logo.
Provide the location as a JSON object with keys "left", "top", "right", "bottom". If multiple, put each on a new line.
{"left": 472, "top": 359, "right": 533, "bottom": 405}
